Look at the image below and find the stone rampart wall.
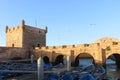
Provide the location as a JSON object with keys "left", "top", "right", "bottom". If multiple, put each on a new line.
{"left": 0, "top": 47, "right": 29, "bottom": 60}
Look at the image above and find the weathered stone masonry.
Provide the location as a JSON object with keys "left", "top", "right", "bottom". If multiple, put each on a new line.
{"left": 34, "top": 37, "right": 120, "bottom": 67}
{"left": 6, "top": 20, "right": 47, "bottom": 49}
{"left": 1, "top": 20, "right": 120, "bottom": 68}
{"left": 0, "top": 20, "right": 47, "bottom": 60}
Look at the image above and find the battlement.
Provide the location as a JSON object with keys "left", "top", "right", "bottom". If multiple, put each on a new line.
{"left": 66, "top": 45, "right": 75, "bottom": 48}
{"left": 6, "top": 20, "right": 47, "bottom": 48}
{"left": 37, "top": 43, "right": 101, "bottom": 50}
{"left": 37, "top": 45, "right": 75, "bottom": 50}
{"left": 5, "top": 20, "right": 25, "bottom": 33}
{"left": 6, "top": 26, "right": 23, "bottom": 33}
{"left": 76, "top": 44, "right": 88, "bottom": 47}
{"left": 24, "top": 25, "right": 47, "bottom": 34}
{"left": 5, "top": 20, "right": 47, "bottom": 34}
{"left": 76, "top": 43, "right": 100, "bottom": 48}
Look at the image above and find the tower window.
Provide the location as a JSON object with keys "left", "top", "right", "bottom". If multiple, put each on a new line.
{"left": 37, "top": 44, "right": 40, "bottom": 47}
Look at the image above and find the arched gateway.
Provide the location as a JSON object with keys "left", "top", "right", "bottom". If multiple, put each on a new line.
{"left": 33, "top": 37, "right": 120, "bottom": 67}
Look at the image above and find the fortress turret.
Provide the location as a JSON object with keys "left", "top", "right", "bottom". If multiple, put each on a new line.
{"left": 21, "top": 20, "right": 25, "bottom": 27}
{"left": 44, "top": 26, "right": 48, "bottom": 33}
{"left": 6, "top": 20, "right": 47, "bottom": 49}
{"left": 5, "top": 26, "right": 9, "bottom": 33}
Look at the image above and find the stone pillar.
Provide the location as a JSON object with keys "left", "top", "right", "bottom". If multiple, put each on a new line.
{"left": 70, "top": 50, "right": 74, "bottom": 67}
{"left": 102, "top": 49, "right": 106, "bottom": 68}
{"left": 37, "top": 57, "right": 44, "bottom": 80}
{"left": 67, "top": 55, "right": 71, "bottom": 71}
{"left": 94, "top": 48, "right": 104, "bottom": 66}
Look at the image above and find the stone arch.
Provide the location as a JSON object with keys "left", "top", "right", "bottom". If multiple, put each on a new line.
{"left": 54, "top": 54, "right": 64, "bottom": 65}
{"left": 106, "top": 53, "right": 120, "bottom": 68}
{"left": 106, "top": 53, "right": 120, "bottom": 59}
{"left": 51, "top": 51, "right": 67, "bottom": 61}
{"left": 43, "top": 56, "right": 50, "bottom": 64}
{"left": 41, "top": 50, "right": 52, "bottom": 59}
{"left": 74, "top": 53, "right": 95, "bottom": 67}
{"left": 74, "top": 51, "right": 95, "bottom": 61}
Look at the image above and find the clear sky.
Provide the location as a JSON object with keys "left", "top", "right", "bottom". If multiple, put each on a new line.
{"left": 0, "top": 0, "right": 120, "bottom": 46}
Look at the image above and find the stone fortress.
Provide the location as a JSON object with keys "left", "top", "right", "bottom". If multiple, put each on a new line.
{"left": 0, "top": 20, "right": 120, "bottom": 68}
{"left": 0, "top": 20, "right": 47, "bottom": 60}
{"left": 6, "top": 20, "right": 47, "bottom": 49}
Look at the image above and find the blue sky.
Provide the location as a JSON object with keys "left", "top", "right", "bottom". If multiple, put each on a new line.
{"left": 0, "top": 0, "right": 120, "bottom": 46}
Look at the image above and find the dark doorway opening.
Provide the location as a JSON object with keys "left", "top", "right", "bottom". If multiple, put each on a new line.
{"left": 12, "top": 44, "right": 14, "bottom": 47}
{"left": 54, "top": 55, "right": 64, "bottom": 65}
{"left": 106, "top": 54, "right": 120, "bottom": 79}
{"left": 37, "top": 44, "right": 40, "bottom": 47}
{"left": 74, "top": 53, "right": 94, "bottom": 67}
{"left": 43, "top": 56, "right": 50, "bottom": 64}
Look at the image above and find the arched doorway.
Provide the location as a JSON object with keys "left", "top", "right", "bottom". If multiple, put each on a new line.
{"left": 12, "top": 44, "right": 14, "bottom": 47}
{"left": 43, "top": 56, "right": 50, "bottom": 64}
{"left": 106, "top": 54, "right": 116, "bottom": 65}
{"left": 106, "top": 53, "right": 120, "bottom": 79}
{"left": 37, "top": 44, "right": 40, "bottom": 47}
{"left": 54, "top": 55, "right": 64, "bottom": 66}
{"left": 106, "top": 53, "right": 120, "bottom": 68}
{"left": 74, "top": 53, "right": 94, "bottom": 67}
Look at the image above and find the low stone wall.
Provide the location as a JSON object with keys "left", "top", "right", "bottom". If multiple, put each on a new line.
{"left": 0, "top": 47, "right": 30, "bottom": 60}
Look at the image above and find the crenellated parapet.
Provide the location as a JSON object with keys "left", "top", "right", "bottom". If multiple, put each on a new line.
{"left": 6, "top": 20, "right": 47, "bottom": 48}
{"left": 5, "top": 20, "right": 25, "bottom": 33}
{"left": 5, "top": 20, "right": 47, "bottom": 35}
{"left": 5, "top": 26, "right": 23, "bottom": 33}
{"left": 75, "top": 43, "right": 100, "bottom": 48}
{"left": 24, "top": 25, "right": 46, "bottom": 34}
{"left": 38, "top": 45, "right": 75, "bottom": 50}
{"left": 36, "top": 43, "right": 101, "bottom": 51}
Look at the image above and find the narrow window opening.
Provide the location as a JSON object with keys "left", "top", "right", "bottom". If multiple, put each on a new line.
{"left": 12, "top": 44, "right": 14, "bottom": 47}
{"left": 37, "top": 44, "right": 40, "bottom": 47}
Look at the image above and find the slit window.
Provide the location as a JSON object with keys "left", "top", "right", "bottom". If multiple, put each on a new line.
{"left": 37, "top": 44, "right": 40, "bottom": 47}
{"left": 12, "top": 44, "right": 14, "bottom": 47}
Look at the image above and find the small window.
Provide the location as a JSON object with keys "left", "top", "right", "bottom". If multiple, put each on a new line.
{"left": 12, "top": 44, "right": 14, "bottom": 47}
{"left": 37, "top": 44, "right": 40, "bottom": 47}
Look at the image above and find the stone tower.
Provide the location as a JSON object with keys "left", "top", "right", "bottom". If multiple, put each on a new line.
{"left": 5, "top": 20, "right": 47, "bottom": 49}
